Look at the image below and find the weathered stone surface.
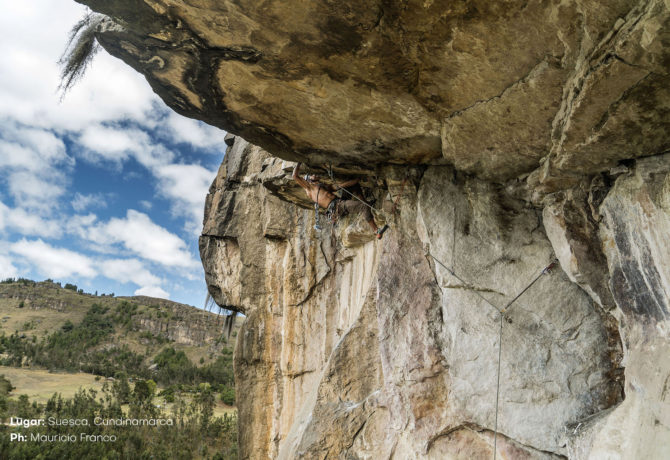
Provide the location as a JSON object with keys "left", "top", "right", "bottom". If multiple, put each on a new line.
{"left": 543, "top": 177, "right": 618, "bottom": 310}
{"left": 579, "top": 154, "right": 670, "bottom": 459}
{"left": 417, "top": 167, "right": 622, "bottom": 454}
{"left": 198, "top": 142, "right": 634, "bottom": 459}
{"left": 69, "top": 1, "right": 670, "bottom": 458}
{"left": 80, "top": 0, "right": 670, "bottom": 188}
{"left": 202, "top": 138, "right": 385, "bottom": 459}
{"left": 540, "top": 154, "right": 670, "bottom": 459}
{"left": 195, "top": 139, "right": 670, "bottom": 460}
{"left": 599, "top": 154, "right": 670, "bottom": 322}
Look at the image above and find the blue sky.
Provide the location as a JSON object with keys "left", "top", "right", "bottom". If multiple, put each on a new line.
{"left": 0, "top": 1, "right": 228, "bottom": 307}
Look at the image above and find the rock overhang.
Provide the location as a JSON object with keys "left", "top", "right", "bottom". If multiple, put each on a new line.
{"left": 77, "top": 0, "right": 670, "bottom": 191}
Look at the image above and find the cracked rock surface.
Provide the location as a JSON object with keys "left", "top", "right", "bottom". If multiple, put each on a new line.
{"left": 80, "top": 0, "right": 669, "bottom": 190}
{"left": 74, "top": 0, "right": 670, "bottom": 458}
{"left": 196, "top": 140, "right": 670, "bottom": 459}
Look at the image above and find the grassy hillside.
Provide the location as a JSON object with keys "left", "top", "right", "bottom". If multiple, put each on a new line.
{"left": 0, "top": 277, "right": 242, "bottom": 391}
{"left": 0, "top": 279, "right": 242, "bottom": 459}
{"left": 0, "top": 279, "right": 241, "bottom": 366}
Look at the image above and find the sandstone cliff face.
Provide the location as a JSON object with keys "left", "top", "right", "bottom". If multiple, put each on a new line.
{"left": 130, "top": 296, "right": 227, "bottom": 348}
{"left": 75, "top": 0, "right": 670, "bottom": 458}
{"left": 200, "top": 138, "right": 670, "bottom": 459}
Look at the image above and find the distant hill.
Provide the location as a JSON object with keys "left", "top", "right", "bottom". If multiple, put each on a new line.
{"left": 0, "top": 278, "right": 242, "bottom": 386}
{"left": 0, "top": 279, "right": 241, "bottom": 459}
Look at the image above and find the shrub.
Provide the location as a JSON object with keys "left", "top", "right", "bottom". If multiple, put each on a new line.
{"left": 220, "top": 386, "right": 235, "bottom": 406}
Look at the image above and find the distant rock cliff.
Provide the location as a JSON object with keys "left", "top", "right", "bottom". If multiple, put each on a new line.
{"left": 77, "top": 0, "right": 670, "bottom": 458}
{"left": 0, "top": 283, "right": 225, "bottom": 349}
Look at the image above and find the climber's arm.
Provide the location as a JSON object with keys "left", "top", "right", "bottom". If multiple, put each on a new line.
{"left": 292, "top": 163, "right": 310, "bottom": 190}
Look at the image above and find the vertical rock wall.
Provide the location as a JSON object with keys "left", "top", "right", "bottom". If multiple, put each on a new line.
{"left": 58, "top": 0, "right": 670, "bottom": 457}
{"left": 545, "top": 155, "right": 670, "bottom": 458}
{"left": 200, "top": 142, "right": 670, "bottom": 459}
{"left": 200, "top": 138, "right": 381, "bottom": 459}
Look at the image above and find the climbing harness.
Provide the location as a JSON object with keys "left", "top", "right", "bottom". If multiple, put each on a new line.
{"left": 325, "top": 197, "right": 340, "bottom": 223}
{"left": 426, "top": 250, "right": 557, "bottom": 460}
{"left": 325, "top": 162, "right": 412, "bottom": 229}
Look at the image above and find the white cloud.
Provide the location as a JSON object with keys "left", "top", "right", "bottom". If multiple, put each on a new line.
{"left": 64, "top": 213, "right": 97, "bottom": 237}
{"left": 71, "top": 192, "right": 109, "bottom": 212}
{"left": 99, "top": 258, "right": 161, "bottom": 286}
{"left": 10, "top": 238, "right": 96, "bottom": 278}
{"left": 0, "top": 201, "right": 62, "bottom": 238}
{"left": 7, "top": 238, "right": 171, "bottom": 295}
{"left": 8, "top": 172, "right": 68, "bottom": 211}
{"left": 134, "top": 285, "right": 170, "bottom": 299}
{"left": 77, "top": 126, "right": 133, "bottom": 164}
{"left": 64, "top": 211, "right": 200, "bottom": 269}
{"left": 0, "top": 1, "right": 159, "bottom": 133}
{"left": 163, "top": 112, "right": 227, "bottom": 149}
{"left": 0, "top": 124, "right": 69, "bottom": 170}
{"left": 154, "top": 163, "right": 217, "bottom": 233}
{"left": 90, "top": 210, "right": 199, "bottom": 269}
{"left": 155, "top": 164, "right": 214, "bottom": 207}
{"left": 0, "top": 254, "right": 18, "bottom": 279}
{"left": 77, "top": 125, "right": 175, "bottom": 169}
{"left": 0, "top": 121, "right": 72, "bottom": 211}
{"left": 0, "top": 1, "right": 212, "bottom": 305}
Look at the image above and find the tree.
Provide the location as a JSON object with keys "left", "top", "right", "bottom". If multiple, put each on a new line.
{"left": 0, "top": 375, "right": 14, "bottom": 395}
{"left": 133, "top": 379, "right": 155, "bottom": 404}
{"left": 112, "top": 374, "right": 131, "bottom": 404}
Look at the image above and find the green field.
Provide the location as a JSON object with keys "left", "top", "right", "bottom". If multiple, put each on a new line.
{"left": 0, "top": 366, "right": 104, "bottom": 403}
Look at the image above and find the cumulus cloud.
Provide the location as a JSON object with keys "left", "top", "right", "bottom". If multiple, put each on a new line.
{"left": 162, "top": 112, "right": 228, "bottom": 149}
{"left": 134, "top": 285, "right": 169, "bottom": 299}
{"left": 77, "top": 125, "right": 175, "bottom": 169}
{"left": 0, "top": 121, "right": 72, "bottom": 211}
{"left": 0, "top": 1, "right": 216, "bottom": 305}
{"left": 99, "top": 258, "right": 162, "bottom": 287}
{"left": 89, "top": 210, "right": 199, "bottom": 269}
{"left": 0, "top": 254, "right": 18, "bottom": 279}
{"left": 10, "top": 238, "right": 96, "bottom": 278}
{"left": 7, "top": 238, "right": 169, "bottom": 294}
{"left": 154, "top": 164, "right": 217, "bottom": 233}
{"left": 0, "top": 201, "right": 62, "bottom": 238}
{"left": 8, "top": 172, "right": 69, "bottom": 211}
{"left": 0, "top": 1, "right": 158, "bottom": 133}
{"left": 0, "top": 124, "right": 69, "bottom": 170}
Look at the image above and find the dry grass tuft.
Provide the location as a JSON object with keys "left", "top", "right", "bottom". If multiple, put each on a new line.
{"left": 58, "top": 12, "right": 105, "bottom": 99}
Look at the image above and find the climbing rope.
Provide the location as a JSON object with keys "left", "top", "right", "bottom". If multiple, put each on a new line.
{"left": 493, "top": 311, "right": 503, "bottom": 459}
{"left": 326, "top": 162, "right": 386, "bottom": 216}
{"left": 427, "top": 253, "right": 502, "bottom": 314}
{"left": 313, "top": 163, "right": 560, "bottom": 458}
{"left": 426, "top": 250, "right": 557, "bottom": 459}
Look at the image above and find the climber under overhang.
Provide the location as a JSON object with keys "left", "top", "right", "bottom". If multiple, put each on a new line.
{"left": 292, "top": 162, "right": 388, "bottom": 238}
